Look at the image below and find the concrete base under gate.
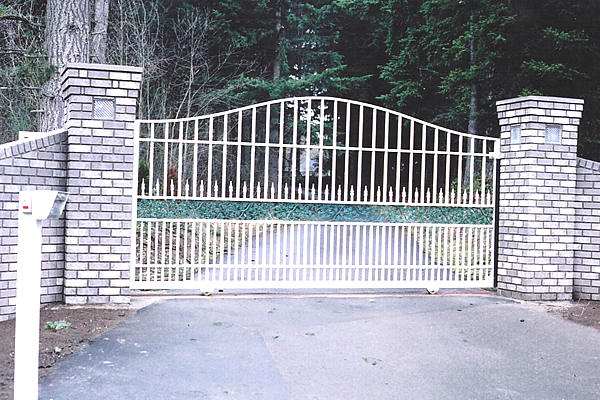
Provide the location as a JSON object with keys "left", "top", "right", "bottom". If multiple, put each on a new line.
{"left": 39, "top": 294, "right": 600, "bottom": 400}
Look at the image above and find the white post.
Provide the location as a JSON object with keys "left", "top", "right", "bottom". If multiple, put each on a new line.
{"left": 14, "top": 201, "right": 42, "bottom": 400}
{"left": 14, "top": 191, "right": 68, "bottom": 400}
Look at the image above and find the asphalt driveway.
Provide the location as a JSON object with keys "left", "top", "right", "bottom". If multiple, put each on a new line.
{"left": 39, "top": 293, "right": 600, "bottom": 400}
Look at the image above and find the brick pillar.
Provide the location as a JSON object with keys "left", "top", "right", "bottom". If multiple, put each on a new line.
{"left": 496, "top": 96, "right": 583, "bottom": 300}
{"left": 61, "top": 63, "right": 143, "bottom": 305}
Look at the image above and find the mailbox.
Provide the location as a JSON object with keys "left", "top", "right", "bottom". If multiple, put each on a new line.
{"left": 14, "top": 190, "right": 68, "bottom": 400}
{"left": 19, "top": 190, "right": 68, "bottom": 219}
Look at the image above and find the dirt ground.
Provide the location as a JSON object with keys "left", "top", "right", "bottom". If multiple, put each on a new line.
{"left": 548, "top": 300, "right": 600, "bottom": 330}
{"left": 0, "top": 304, "right": 135, "bottom": 400}
{"left": 0, "top": 299, "right": 598, "bottom": 400}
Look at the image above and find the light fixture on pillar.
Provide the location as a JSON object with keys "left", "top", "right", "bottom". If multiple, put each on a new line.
{"left": 510, "top": 125, "right": 521, "bottom": 144}
{"left": 545, "top": 124, "right": 562, "bottom": 144}
{"left": 93, "top": 97, "right": 115, "bottom": 120}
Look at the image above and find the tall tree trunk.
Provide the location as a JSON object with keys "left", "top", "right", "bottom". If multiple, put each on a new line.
{"left": 273, "top": 0, "right": 283, "bottom": 82}
{"left": 90, "top": 0, "right": 109, "bottom": 63}
{"left": 41, "top": 0, "right": 90, "bottom": 131}
{"left": 463, "top": 29, "right": 478, "bottom": 192}
{"left": 467, "top": 27, "right": 479, "bottom": 137}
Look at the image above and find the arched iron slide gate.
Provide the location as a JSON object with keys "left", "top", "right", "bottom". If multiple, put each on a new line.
{"left": 131, "top": 97, "right": 498, "bottom": 292}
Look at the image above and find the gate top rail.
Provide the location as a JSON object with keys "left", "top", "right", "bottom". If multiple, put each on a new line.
{"left": 134, "top": 96, "right": 498, "bottom": 208}
{"left": 136, "top": 96, "right": 496, "bottom": 142}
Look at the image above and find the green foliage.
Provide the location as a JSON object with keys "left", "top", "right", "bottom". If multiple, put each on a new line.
{"left": 107, "top": 0, "right": 387, "bottom": 121}
{"left": 380, "top": 0, "right": 516, "bottom": 133}
{"left": 44, "top": 320, "right": 71, "bottom": 331}
{"left": 0, "top": 0, "right": 599, "bottom": 161}
{"left": 376, "top": 0, "right": 600, "bottom": 160}
{"left": 508, "top": 0, "right": 600, "bottom": 160}
{"left": 137, "top": 199, "right": 494, "bottom": 225}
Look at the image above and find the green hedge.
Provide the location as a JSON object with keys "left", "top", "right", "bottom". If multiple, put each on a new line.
{"left": 137, "top": 199, "right": 493, "bottom": 225}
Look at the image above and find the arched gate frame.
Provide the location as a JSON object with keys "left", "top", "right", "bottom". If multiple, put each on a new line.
{"left": 131, "top": 97, "right": 498, "bottom": 292}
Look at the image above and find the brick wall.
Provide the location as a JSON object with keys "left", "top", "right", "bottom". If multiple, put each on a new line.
{"left": 0, "top": 63, "right": 142, "bottom": 320}
{"left": 574, "top": 158, "right": 600, "bottom": 300}
{"left": 61, "top": 63, "right": 142, "bottom": 305}
{"left": 496, "top": 95, "right": 600, "bottom": 301}
{"left": 0, "top": 131, "right": 68, "bottom": 321}
{"left": 496, "top": 96, "right": 583, "bottom": 300}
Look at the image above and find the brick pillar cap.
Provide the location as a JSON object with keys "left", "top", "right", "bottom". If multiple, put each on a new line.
{"left": 61, "top": 63, "right": 143, "bottom": 76}
{"left": 497, "top": 95, "right": 584, "bottom": 107}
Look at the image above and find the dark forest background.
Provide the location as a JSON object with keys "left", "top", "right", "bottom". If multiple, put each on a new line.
{"left": 1, "top": 0, "right": 599, "bottom": 160}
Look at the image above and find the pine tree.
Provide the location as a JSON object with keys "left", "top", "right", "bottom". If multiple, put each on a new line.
{"left": 380, "top": 0, "right": 515, "bottom": 135}
{"left": 508, "top": 0, "right": 600, "bottom": 160}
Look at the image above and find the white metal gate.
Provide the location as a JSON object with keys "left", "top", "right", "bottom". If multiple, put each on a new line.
{"left": 131, "top": 97, "right": 498, "bottom": 291}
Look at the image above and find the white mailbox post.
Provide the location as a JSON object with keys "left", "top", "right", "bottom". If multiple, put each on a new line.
{"left": 14, "top": 190, "right": 68, "bottom": 400}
